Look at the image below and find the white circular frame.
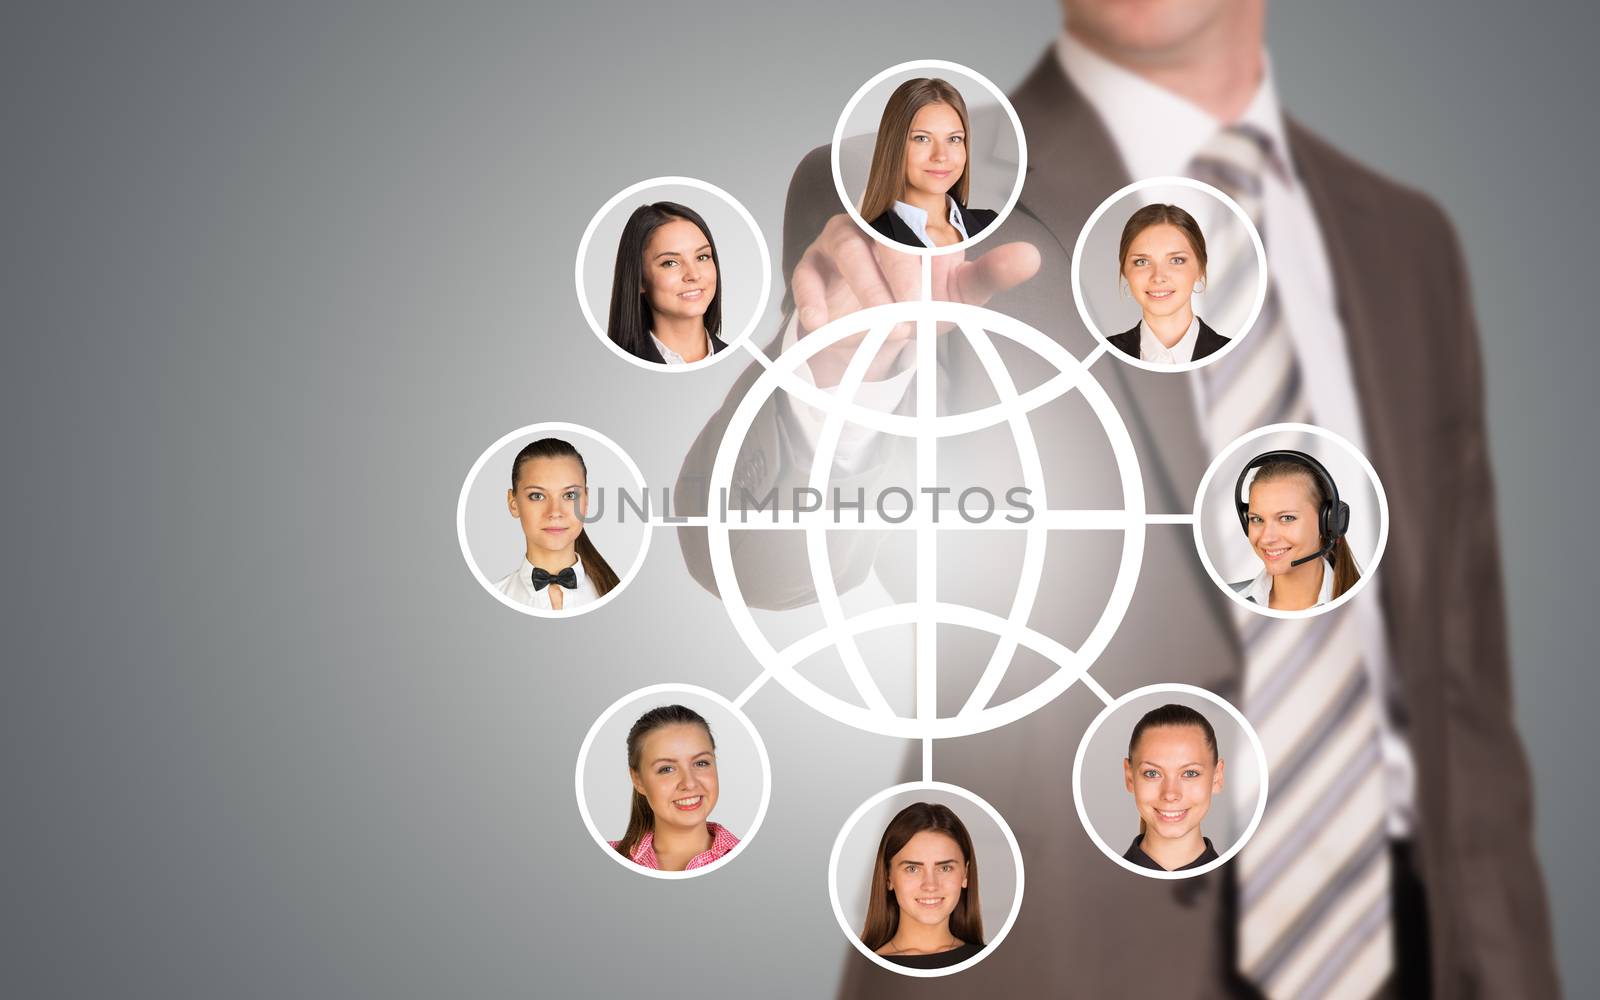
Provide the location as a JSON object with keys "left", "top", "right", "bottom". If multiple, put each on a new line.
{"left": 1192, "top": 422, "right": 1390, "bottom": 620}
{"left": 830, "top": 60, "right": 1028, "bottom": 258}
{"left": 1070, "top": 176, "right": 1268, "bottom": 373}
{"left": 573, "top": 682, "right": 772, "bottom": 881}
{"left": 456, "top": 420, "right": 652, "bottom": 619}
{"left": 827, "top": 780, "right": 1025, "bottom": 977}
{"left": 707, "top": 300, "right": 1147, "bottom": 739}
{"left": 574, "top": 175, "right": 773, "bottom": 373}
{"left": 1072, "top": 683, "right": 1269, "bottom": 880}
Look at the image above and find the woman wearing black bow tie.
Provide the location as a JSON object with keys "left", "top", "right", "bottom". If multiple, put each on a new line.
{"left": 492, "top": 437, "right": 620, "bottom": 612}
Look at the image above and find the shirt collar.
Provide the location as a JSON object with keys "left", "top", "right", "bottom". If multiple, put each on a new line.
{"left": 891, "top": 196, "right": 970, "bottom": 248}
{"left": 1139, "top": 315, "right": 1201, "bottom": 364}
{"left": 1126, "top": 834, "right": 1217, "bottom": 871}
{"left": 649, "top": 329, "right": 712, "bottom": 365}
{"left": 1243, "top": 558, "right": 1335, "bottom": 607}
{"left": 629, "top": 821, "right": 729, "bottom": 869}
{"left": 521, "top": 553, "right": 586, "bottom": 588}
{"left": 1055, "top": 30, "right": 1294, "bottom": 183}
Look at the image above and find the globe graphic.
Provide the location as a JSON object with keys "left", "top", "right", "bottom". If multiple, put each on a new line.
{"left": 706, "top": 300, "right": 1146, "bottom": 739}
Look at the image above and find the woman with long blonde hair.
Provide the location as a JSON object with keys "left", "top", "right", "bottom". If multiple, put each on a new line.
{"left": 859, "top": 78, "right": 996, "bottom": 249}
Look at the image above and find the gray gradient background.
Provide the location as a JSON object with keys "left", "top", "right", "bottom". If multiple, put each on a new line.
{"left": 4, "top": 2, "right": 1595, "bottom": 998}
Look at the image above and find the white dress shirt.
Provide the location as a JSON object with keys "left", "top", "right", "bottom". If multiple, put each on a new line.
{"left": 493, "top": 554, "right": 599, "bottom": 611}
{"left": 650, "top": 329, "right": 713, "bottom": 365}
{"left": 891, "top": 196, "right": 970, "bottom": 248}
{"left": 1057, "top": 30, "right": 1417, "bottom": 836}
{"left": 1236, "top": 560, "right": 1336, "bottom": 608}
{"left": 1139, "top": 316, "right": 1201, "bottom": 365}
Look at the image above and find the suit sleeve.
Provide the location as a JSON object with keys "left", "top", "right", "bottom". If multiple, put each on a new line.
{"left": 1429, "top": 200, "right": 1561, "bottom": 998}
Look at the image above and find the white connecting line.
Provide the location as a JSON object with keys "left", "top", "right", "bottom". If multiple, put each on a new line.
{"left": 697, "top": 290, "right": 1147, "bottom": 739}
{"left": 645, "top": 511, "right": 1190, "bottom": 528}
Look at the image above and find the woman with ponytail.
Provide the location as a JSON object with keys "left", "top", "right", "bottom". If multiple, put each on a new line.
{"left": 1122, "top": 704, "right": 1224, "bottom": 872}
{"left": 611, "top": 704, "right": 739, "bottom": 871}
{"left": 1232, "top": 454, "right": 1361, "bottom": 611}
{"left": 492, "top": 437, "right": 621, "bottom": 612}
{"left": 859, "top": 802, "right": 985, "bottom": 969}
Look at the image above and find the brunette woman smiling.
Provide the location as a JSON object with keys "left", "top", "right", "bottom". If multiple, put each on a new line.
{"left": 606, "top": 201, "right": 726, "bottom": 365}
{"left": 860, "top": 802, "right": 985, "bottom": 969}
{"left": 611, "top": 704, "right": 740, "bottom": 872}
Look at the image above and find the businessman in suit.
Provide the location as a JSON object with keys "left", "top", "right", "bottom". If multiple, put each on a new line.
{"left": 675, "top": 2, "right": 1560, "bottom": 996}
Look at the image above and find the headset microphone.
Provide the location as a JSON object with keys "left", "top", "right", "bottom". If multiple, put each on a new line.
{"left": 1289, "top": 539, "right": 1336, "bottom": 568}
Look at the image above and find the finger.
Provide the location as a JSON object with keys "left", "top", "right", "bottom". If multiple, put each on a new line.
{"left": 872, "top": 241, "right": 925, "bottom": 303}
{"left": 824, "top": 222, "right": 896, "bottom": 311}
{"left": 823, "top": 270, "right": 863, "bottom": 324}
{"left": 950, "top": 241, "right": 1042, "bottom": 306}
{"left": 792, "top": 246, "right": 832, "bottom": 333}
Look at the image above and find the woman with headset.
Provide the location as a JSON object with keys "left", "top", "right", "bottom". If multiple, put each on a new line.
{"left": 1231, "top": 451, "right": 1361, "bottom": 611}
{"left": 859, "top": 78, "right": 997, "bottom": 250}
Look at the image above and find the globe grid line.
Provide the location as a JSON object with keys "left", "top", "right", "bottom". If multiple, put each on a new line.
{"left": 702, "top": 297, "right": 1147, "bottom": 741}
{"left": 951, "top": 316, "right": 1051, "bottom": 718}
{"left": 806, "top": 314, "right": 899, "bottom": 715}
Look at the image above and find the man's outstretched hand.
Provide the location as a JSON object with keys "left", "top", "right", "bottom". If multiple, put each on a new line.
{"left": 791, "top": 214, "right": 1041, "bottom": 387}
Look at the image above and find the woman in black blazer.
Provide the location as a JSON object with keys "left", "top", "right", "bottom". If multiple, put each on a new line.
{"left": 859, "top": 78, "right": 997, "bottom": 249}
{"left": 1107, "top": 203, "right": 1229, "bottom": 364}
{"left": 606, "top": 201, "right": 729, "bottom": 365}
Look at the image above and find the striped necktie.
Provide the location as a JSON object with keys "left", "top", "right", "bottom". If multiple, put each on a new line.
{"left": 1191, "top": 125, "right": 1395, "bottom": 1000}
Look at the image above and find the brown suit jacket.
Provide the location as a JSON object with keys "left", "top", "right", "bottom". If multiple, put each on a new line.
{"left": 675, "top": 51, "right": 1558, "bottom": 998}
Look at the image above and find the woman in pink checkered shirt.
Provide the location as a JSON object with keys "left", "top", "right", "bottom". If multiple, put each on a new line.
{"left": 610, "top": 704, "right": 741, "bottom": 871}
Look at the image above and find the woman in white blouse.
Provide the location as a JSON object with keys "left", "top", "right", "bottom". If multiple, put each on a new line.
{"left": 493, "top": 437, "right": 620, "bottom": 612}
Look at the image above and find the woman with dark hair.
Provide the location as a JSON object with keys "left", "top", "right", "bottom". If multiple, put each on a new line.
{"left": 860, "top": 78, "right": 997, "bottom": 249}
{"left": 860, "top": 802, "right": 985, "bottom": 969}
{"left": 1233, "top": 453, "right": 1362, "bottom": 610}
{"left": 1107, "top": 203, "right": 1229, "bottom": 364}
{"left": 610, "top": 704, "right": 739, "bottom": 871}
{"left": 1122, "top": 703, "right": 1225, "bottom": 872}
{"left": 606, "top": 201, "right": 726, "bottom": 365}
{"left": 492, "top": 437, "right": 621, "bottom": 612}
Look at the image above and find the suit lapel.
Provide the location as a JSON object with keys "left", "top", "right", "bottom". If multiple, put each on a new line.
{"left": 885, "top": 210, "right": 920, "bottom": 247}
